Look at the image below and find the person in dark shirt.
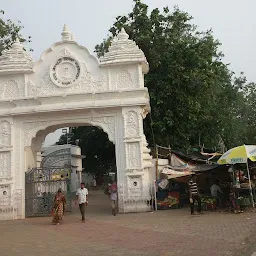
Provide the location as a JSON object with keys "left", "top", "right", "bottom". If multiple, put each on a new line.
{"left": 188, "top": 174, "right": 201, "bottom": 215}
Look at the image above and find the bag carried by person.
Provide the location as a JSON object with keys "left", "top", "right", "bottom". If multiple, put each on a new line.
{"left": 104, "top": 187, "right": 110, "bottom": 195}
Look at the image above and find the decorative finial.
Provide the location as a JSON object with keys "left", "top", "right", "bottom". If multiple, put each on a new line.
{"left": 12, "top": 37, "right": 23, "bottom": 50}
{"left": 61, "top": 24, "right": 71, "bottom": 41}
{"left": 71, "top": 34, "right": 76, "bottom": 41}
{"left": 117, "top": 28, "right": 129, "bottom": 41}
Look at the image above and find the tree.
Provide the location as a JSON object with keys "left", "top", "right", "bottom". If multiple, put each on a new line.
{"left": 57, "top": 127, "right": 116, "bottom": 179}
{"left": 95, "top": 0, "right": 248, "bottom": 151}
{"left": 0, "top": 10, "right": 31, "bottom": 54}
{"left": 239, "top": 81, "right": 256, "bottom": 145}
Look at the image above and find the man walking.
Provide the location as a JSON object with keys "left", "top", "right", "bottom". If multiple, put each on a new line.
{"left": 76, "top": 182, "right": 88, "bottom": 222}
{"left": 188, "top": 174, "right": 201, "bottom": 215}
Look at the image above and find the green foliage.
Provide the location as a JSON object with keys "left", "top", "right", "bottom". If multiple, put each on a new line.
{"left": 0, "top": 10, "right": 31, "bottom": 54}
{"left": 57, "top": 127, "right": 115, "bottom": 178}
{"left": 58, "top": 0, "right": 256, "bottom": 177}
{"left": 95, "top": 0, "right": 252, "bottom": 151}
{"left": 240, "top": 81, "right": 256, "bottom": 144}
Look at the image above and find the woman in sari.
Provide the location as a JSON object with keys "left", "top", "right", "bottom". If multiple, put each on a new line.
{"left": 52, "top": 189, "right": 66, "bottom": 225}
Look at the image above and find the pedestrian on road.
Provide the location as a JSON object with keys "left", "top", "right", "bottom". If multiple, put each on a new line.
{"left": 109, "top": 181, "right": 117, "bottom": 216}
{"left": 76, "top": 182, "right": 88, "bottom": 222}
{"left": 52, "top": 188, "right": 66, "bottom": 225}
{"left": 188, "top": 174, "right": 201, "bottom": 215}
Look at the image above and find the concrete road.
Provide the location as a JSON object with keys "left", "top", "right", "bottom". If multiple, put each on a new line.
{"left": 0, "top": 190, "right": 256, "bottom": 256}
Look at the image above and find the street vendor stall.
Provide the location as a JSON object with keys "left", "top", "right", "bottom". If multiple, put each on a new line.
{"left": 218, "top": 145, "right": 256, "bottom": 209}
{"left": 155, "top": 167, "right": 192, "bottom": 210}
{"left": 154, "top": 146, "right": 239, "bottom": 212}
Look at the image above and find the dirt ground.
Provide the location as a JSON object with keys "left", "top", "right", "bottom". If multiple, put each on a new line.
{"left": 1, "top": 190, "right": 256, "bottom": 256}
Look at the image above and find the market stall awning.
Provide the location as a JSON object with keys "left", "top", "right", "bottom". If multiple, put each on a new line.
{"left": 169, "top": 153, "right": 219, "bottom": 172}
{"left": 162, "top": 166, "right": 193, "bottom": 179}
{"left": 169, "top": 150, "right": 220, "bottom": 166}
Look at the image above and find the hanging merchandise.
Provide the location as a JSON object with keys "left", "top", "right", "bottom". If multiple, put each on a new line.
{"left": 158, "top": 178, "right": 169, "bottom": 190}
{"left": 218, "top": 145, "right": 256, "bottom": 208}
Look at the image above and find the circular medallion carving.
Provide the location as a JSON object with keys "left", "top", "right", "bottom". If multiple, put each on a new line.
{"left": 50, "top": 57, "right": 80, "bottom": 87}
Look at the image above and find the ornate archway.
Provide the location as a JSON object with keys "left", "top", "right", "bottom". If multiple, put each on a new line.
{"left": 0, "top": 25, "right": 152, "bottom": 220}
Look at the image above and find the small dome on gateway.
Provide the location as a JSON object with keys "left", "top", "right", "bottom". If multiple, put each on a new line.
{"left": 0, "top": 38, "right": 33, "bottom": 74}
{"left": 61, "top": 24, "right": 72, "bottom": 41}
{"left": 100, "top": 28, "right": 149, "bottom": 73}
{"left": 61, "top": 24, "right": 76, "bottom": 42}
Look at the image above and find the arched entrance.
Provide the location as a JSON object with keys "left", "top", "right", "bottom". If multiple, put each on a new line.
{"left": 0, "top": 25, "right": 153, "bottom": 220}
{"left": 25, "top": 121, "right": 116, "bottom": 217}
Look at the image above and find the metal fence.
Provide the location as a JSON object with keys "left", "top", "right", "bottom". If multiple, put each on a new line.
{"left": 0, "top": 189, "right": 22, "bottom": 221}
{"left": 25, "top": 167, "right": 72, "bottom": 217}
{"left": 118, "top": 182, "right": 157, "bottom": 213}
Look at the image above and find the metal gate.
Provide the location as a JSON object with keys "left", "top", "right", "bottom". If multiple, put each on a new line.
{"left": 25, "top": 167, "right": 72, "bottom": 217}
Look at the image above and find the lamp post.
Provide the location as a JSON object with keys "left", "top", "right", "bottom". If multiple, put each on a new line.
{"left": 62, "top": 128, "right": 69, "bottom": 144}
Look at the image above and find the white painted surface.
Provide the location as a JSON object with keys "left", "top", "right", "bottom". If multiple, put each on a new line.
{"left": 0, "top": 26, "right": 152, "bottom": 220}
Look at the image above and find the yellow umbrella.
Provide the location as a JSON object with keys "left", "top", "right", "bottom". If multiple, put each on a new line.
{"left": 218, "top": 145, "right": 256, "bottom": 164}
{"left": 218, "top": 145, "right": 256, "bottom": 207}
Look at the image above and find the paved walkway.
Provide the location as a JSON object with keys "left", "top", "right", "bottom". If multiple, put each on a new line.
{"left": 1, "top": 191, "right": 256, "bottom": 256}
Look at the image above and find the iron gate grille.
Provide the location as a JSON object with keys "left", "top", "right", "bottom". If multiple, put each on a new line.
{"left": 25, "top": 167, "right": 72, "bottom": 217}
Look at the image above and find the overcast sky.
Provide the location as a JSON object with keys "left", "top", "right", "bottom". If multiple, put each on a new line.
{"left": 1, "top": 0, "right": 255, "bottom": 145}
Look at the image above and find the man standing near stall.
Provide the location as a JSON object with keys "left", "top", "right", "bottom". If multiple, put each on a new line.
{"left": 188, "top": 174, "right": 201, "bottom": 215}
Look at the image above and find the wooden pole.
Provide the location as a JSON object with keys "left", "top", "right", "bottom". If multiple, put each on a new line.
{"left": 246, "top": 160, "right": 255, "bottom": 208}
{"left": 156, "top": 146, "right": 159, "bottom": 180}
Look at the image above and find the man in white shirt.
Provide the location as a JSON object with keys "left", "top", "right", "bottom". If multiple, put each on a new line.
{"left": 210, "top": 180, "right": 223, "bottom": 209}
{"left": 76, "top": 182, "right": 88, "bottom": 222}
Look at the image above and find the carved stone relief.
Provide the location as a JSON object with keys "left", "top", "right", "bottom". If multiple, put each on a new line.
{"left": 65, "top": 62, "right": 108, "bottom": 94}
{"left": 0, "top": 184, "right": 11, "bottom": 195}
{"left": 0, "top": 152, "right": 11, "bottom": 178}
{"left": 27, "top": 66, "right": 56, "bottom": 97}
{"left": 58, "top": 48, "right": 72, "bottom": 58}
{"left": 0, "top": 184, "right": 11, "bottom": 207}
{"left": 50, "top": 57, "right": 80, "bottom": 87}
{"left": 90, "top": 116, "right": 115, "bottom": 143}
{"left": 126, "top": 142, "right": 141, "bottom": 169}
{"left": 23, "top": 116, "right": 116, "bottom": 147}
{"left": 127, "top": 175, "right": 142, "bottom": 198}
{"left": 0, "top": 80, "right": 24, "bottom": 100}
{"left": 4, "top": 80, "right": 20, "bottom": 99}
{"left": 24, "top": 121, "right": 50, "bottom": 147}
{"left": 27, "top": 50, "right": 108, "bottom": 97}
{"left": 116, "top": 70, "right": 133, "bottom": 89}
{"left": 0, "top": 121, "right": 11, "bottom": 148}
{"left": 125, "top": 111, "right": 139, "bottom": 137}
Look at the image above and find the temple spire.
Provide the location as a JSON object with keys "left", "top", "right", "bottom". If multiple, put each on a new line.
{"left": 12, "top": 37, "right": 23, "bottom": 50}
{"left": 0, "top": 37, "right": 33, "bottom": 73}
{"left": 100, "top": 27, "right": 149, "bottom": 73}
{"left": 117, "top": 28, "right": 129, "bottom": 41}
